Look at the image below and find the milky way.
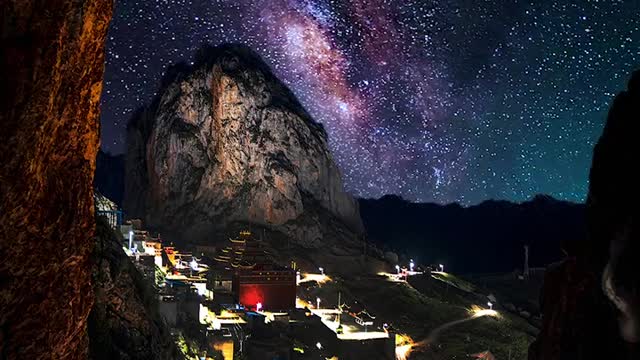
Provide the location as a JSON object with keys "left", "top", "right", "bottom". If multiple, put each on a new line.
{"left": 101, "top": 0, "right": 639, "bottom": 205}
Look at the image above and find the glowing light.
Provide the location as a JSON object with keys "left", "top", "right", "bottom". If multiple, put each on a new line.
{"left": 396, "top": 344, "right": 412, "bottom": 360}
{"left": 316, "top": 297, "right": 321, "bottom": 309}
{"left": 338, "top": 331, "right": 389, "bottom": 340}
{"left": 337, "top": 101, "right": 349, "bottom": 113}
{"left": 395, "top": 334, "right": 418, "bottom": 360}
{"left": 439, "top": 264, "right": 444, "bottom": 272}
{"left": 395, "top": 265, "right": 400, "bottom": 274}
{"left": 296, "top": 297, "right": 312, "bottom": 309}
{"left": 378, "top": 271, "right": 405, "bottom": 282}
{"left": 256, "top": 302, "right": 262, "bottom": 312}
{"left": 129, "top": 231, "right": 133, "bottom": 250}
{"left": 213, "top": 340, "right": 233, "bottom": 360}
{"left": 487, "top": 301, "right": 493, "bottom": 310}
{"left": 298, "top": 273, "right": 331, "bottom": 285}
{"left": 319, "top": 267, "right": 324, "bottom": 275}
{"left": 193, "top": 282, "right": 206, "bottom": 296}
{"left": 469, "top": 305, "right": 499, "bottom": 319}
{"left": 410, "top": 259, "right": 415, "bottom": 272}
{"left": 316, "top": 342, "right": 322, "bottom": 350}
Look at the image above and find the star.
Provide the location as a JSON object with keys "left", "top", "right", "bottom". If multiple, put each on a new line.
{"left": 101, "top": 0, "right": 640, "bottom": 205}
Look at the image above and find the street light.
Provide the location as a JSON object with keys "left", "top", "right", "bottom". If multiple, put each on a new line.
{"left": 319, "top": 267, "right": 324, "bottom": 275}
{"left": 316, "top": 342, "right": 322, "bottom": 350}
{"left": 395, "top": 265, "right": 400, "bottom": 274}
{"left": 316, "top": 297, "right": 321, "bottom": 309}
{"left": 129, "top": 230, "right": 133, "bottom": 250}
{"left": 256, "top": 302, "right": 262, "bottom": 312}
{"left": 410, "top": 259, "right": 415, "bottom": 272}
{"left": 439, "top": 264, "right": 444, "bottom": 272}
{"left": 487, "top": 302, "right": 493, "bottom": 310}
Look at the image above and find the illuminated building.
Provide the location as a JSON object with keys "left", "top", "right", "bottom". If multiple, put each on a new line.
{"left": 164, "top": 246, "right": 177, "bottom": 267}
{"left": 214, "top": 231, "right": 296, "bottom": 311}
{"left": 95, "top": 192, "right": 122, "bottom": 229}
{"left": 212, "top": 339, "right": 233, "bottom": 360}
{"left": 233, "top": 264, "right": 296, "bottom": 311}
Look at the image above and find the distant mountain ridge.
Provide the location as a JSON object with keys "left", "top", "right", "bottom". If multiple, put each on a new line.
{"left": 359, "top": 194, "right": 586, "bottom": 273}
{"left": 95, "top": 148, "right": 585, "bottom": 274}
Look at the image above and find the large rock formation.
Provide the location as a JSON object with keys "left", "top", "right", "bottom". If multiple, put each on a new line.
{"left": 0, "top": 1, "right": 112, "bottom": 358}
{"left": 125, "top": 44, "right": 363, "bottom": 248}
{"left": 529, "top": 71, "right": 640, "bottom": 359}
{"left": 89, "top": 216, "right": 178, "bottom": 360}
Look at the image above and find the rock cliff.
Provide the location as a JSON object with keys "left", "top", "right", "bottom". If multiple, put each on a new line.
{"left": 529, "top": 71, "right": 640, "bottom": 359}
{"left": 89, "top": 216, "right": 178, "bottom": 360}
{"left": 0, "top": 1, "right": 112, "bottom": 358}
{"left": 125, "top": 44, "right": 363, "bottom": 248}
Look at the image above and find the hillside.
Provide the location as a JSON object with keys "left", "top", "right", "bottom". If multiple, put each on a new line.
{"left": 359, "top": 195, "right": 586, "bottom": 274}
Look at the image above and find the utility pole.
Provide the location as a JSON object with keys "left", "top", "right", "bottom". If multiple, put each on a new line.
{"left": 524, "top": 245, "right": 530, "bottom": 279}
{"left": 337, "top": 292, "right": 341, "bottom": 325}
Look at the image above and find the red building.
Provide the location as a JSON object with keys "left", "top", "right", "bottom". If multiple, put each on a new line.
{"left": 214, "top": 231, "right": 296, "bottom": 311}
{"left": 233, "top": 264, "right": 296, "bottom": 311}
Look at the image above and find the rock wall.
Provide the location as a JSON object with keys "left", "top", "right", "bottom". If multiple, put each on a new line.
{"left": 529, "top": 71, "right": 640, "bottom": 359}
{"left": 89, "top": 217, "right": 178, "bottom": 360}
{"left": 126, "top": 44, "right": 363, "bottom": 248}
{"left": 0, "top": 1, "right": 112, "bottom": 358}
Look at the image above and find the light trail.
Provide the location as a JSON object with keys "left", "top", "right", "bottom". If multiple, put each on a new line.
{"left": 425, "top": 305, "right": 500, "bottom": 345}
{"left": 378, "top": 271, "right": 405, "bottom": 282}
{"left": 298, "top": 273, "right": 331, "bottom": 284}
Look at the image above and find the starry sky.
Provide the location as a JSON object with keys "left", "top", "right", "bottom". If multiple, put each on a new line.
{"left": 101, "top": 0, "right": 639, "bottom": 205}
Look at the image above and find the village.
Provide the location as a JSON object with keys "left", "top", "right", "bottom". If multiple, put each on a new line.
{"left": 96, "top": 194, "right": 414, "bottom": 359}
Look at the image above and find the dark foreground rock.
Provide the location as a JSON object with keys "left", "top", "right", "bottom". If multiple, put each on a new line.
{"left": 125, "top": 44, "right": 363, "bottom": 250}
{"left": 0, "top": 1, "right": 112, "bottom": 358}
{"left": 529, "top": 72, "right": 640, "bottom": 359}
{"left": 89, "top": 217, "right": 178, "bottom": 360}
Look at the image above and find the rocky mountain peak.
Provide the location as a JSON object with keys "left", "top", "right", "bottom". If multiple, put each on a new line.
{"left": 125, "top": 44, "right": 363, "bottom": 248}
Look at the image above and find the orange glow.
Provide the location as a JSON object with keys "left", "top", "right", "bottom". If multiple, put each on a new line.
{"left": 299, "top": 273, "right": 331, "bottom": 284}
{"left": 213, "top": 339, "right": 233, "bottom": 360}
{"left": 296, "top": 297, "right": 313, "bottom": 309}
{"left": 468, "top": 305, "right": 500, "bottom": 319}
{"left": 395, "top": 333, "right": 424, "bottom": 360}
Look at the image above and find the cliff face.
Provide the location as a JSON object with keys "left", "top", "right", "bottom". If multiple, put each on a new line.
{"left": 529, "top": 71, "right": 640, "bottom": 359}
{"left": 125, "top": 44, "right": 363, "bottom": 248}
{"left": 89, "top": 216, "right": 177, "bottom": 360}
{"left": 0, "top": 1, "right": 112, "bottom": 358}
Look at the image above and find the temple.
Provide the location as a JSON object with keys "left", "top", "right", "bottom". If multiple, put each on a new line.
{"left": 214, "top": 231, "right": 296, "bottom": 311}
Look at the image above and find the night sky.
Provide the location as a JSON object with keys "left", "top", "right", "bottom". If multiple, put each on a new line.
{"left": 101, "top": 0, "right": 639, "bottom": 205}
